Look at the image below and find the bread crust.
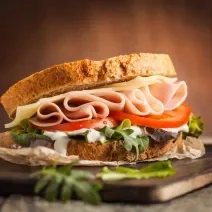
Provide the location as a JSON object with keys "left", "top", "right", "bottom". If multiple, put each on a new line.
{"left": 0, "top": 131, "right": 182, "bottom": 162}
{"left": 0, "top": 53, "right": 176, "bottom": 118}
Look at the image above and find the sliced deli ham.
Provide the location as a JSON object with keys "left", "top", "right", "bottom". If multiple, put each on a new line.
{"left": 30, "top": 92, "right": 124, "bottom": 127}
{"left": 29, "top": 78, "right": 188, "bottom": 127}
{"left": 121, "top": 88, "right": 164, "bottom": 116}
{"left": 149, "top": 80, "right": 187, "bottom": 110}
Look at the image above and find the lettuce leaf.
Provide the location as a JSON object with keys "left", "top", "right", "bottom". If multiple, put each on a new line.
{"left": 10, "top": 119, "right": 52, "bottom": 147}
{"left": 100, "top": 120, "right": 149, "bottom": 159}
{"left": 115, "top": 119, "right": 131, "bottom": 131}
{"left": 97, "top": 161, "right": 175, "bottom": 181}
{"left": 183, "top": 113, "right": 204, "bottom": 139}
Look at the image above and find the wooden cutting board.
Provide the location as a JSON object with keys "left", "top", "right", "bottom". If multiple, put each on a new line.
{"left": 0, "top": 146, "right": 212, "bottom": 204}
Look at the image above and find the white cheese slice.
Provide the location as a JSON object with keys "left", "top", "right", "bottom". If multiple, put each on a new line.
{"left": 5, "top": 102, "right": 40, "bottom": 129}
{"left": 5, "top": 76, "right": 177, "bottom": 128}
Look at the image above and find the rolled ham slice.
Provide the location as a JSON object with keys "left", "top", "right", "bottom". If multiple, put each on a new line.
{"left": 121, "top": 89, "right": 152, "bottom": 116}
{"left": 148, "top": 80, "right": 187, "bottom": 110}
{"left": 30, "top": 79, "right": 188, "bottom": 127}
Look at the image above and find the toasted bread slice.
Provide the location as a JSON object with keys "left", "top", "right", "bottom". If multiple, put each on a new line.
{"left": 0, "top": 131, "right": 182, "bottom": 163}
{"left": 0, "top": 53, "right": 176, "bottom": 118}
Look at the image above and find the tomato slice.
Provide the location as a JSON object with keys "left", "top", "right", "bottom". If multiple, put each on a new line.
{"left": 42, "top": 117, "right": 118, "bottom": 131}
{"left": 110, "top": 104, "right": 191, "bottom": 128}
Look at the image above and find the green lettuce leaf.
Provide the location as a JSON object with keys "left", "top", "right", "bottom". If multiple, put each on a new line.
{"left": 119, "top": 131, "right": 149, "bottom": 159}
{"left": 10, "top": 119, "right": 52, "bottom": 147}
{"left": 97, "top": 161, "right": 175, "bottom": 181}
{"left": 100, "top": 120, "right": 149, "bottom": 159}
{"left": 183, "top": 113, "right": 204, "bottom": 139}
{"left": 10, "top": 132, "right": 52, "bottom": 147}
{"left": 115, "top": 119, "right": 131, "bottom": 131}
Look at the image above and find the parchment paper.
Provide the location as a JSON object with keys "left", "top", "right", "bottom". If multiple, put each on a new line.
{"left": 0, "top": 137, "right": 205, "bottom": 166}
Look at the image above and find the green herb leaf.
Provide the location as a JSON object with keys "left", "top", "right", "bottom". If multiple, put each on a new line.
{"left": 10, "top": 132, "right": 52, "bottom": 147}
{"left": 71, "top": 170, "right": 95, "bottom": 180}
{"left": 183, "top": 113, "right": 204, "bottom": 139}
{"left": 68, "top": 130, "right": 89, "bottom": 138}
{"left": 20, "top": 119, "right": 29, "bottom": 131}
{"left": 34, "top": 174, "right": 52, "bottom": 193}
{"left": 10, "top": 119, "right": 52, "bottom": 147}
{"left": 74, "top": 181, "right": 102, "bottom": 205}
{"left": 138, "top": 136, "right": 149, "bottom": 152}
{"left": 115, "top": 119, "right": 131, "bottom": 131}
{"left": 60, "top": 179, "right": 73, "bottom": 202}
{"left": 44, "top": 176, "right": 62, "bottom": 201}
{"left": 97, "top": 161, "right": 175, "bottom": 181}
{"left": 31, "top": 162, "right": 102, "bottom": 205}
{"left": 99, "top": 120, "right": 149, "bottom": 160}
{"left": 119, "top": 131, "right": 149, "bottom": 159}
{"left": 100, "top": 126, "right": 115, "bottom": 139}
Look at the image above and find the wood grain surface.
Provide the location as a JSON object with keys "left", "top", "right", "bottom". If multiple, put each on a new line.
{"left": 0, "top": 0, "right": 211, "bottom": 135}
{"left": 0, "top": 185, "right": 211, "bottom": 212}
{"left": 0, "top": 145, "right": 212, "bottom": 210}
{"left": 0, "top": 146, "right": 211, "bottom": 204}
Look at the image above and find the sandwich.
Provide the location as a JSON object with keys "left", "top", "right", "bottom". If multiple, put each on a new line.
{"left": 0, "top": 53, "right": 205, "bottom": 166}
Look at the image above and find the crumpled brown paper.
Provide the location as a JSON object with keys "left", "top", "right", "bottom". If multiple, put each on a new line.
{"left": 0, "top": 137, "right": 205, "bottom": 166}
{"left": 145, "top": 136, "right": 205, "bottom": 162}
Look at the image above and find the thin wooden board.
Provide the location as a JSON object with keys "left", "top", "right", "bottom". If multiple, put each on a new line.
{"left": 0, "top": 146, "right": 211, "bottom": 204}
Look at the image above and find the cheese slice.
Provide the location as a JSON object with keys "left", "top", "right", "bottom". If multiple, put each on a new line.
{"left": 5, "top": 76, "right": 178, "bottom": 128}
{"left": 100, "top": 75, "right": 177, "bottom": 91}
{"left": 5, "top": 102, "right": 40, "bottom": 128}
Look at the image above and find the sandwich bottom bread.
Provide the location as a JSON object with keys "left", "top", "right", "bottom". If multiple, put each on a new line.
{"left": 0, "top": 52, "right": 205, "bottom": 166}
{"left": 0, "top": 131, "right": 182, "bottom": 162}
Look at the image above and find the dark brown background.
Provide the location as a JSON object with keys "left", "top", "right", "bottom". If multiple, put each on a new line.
{"left": 0, "top": 0, "right": 211, "bottom": 135}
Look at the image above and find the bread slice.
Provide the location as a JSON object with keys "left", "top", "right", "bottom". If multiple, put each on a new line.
{"left": 0, "top": 53, "right": 176, "bottom": 118}
{"left": 67, "top": 136, "right": 182, "bottom": 162}
{"left": 0, "top": 131, "right": 182, "bottom": 163}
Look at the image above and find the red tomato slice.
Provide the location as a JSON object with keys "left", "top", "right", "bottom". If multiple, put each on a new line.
{"left": 42, "top": 117, "right": 118, "bottom": 131}
{"left": 110, "top": 104, "right": 191, "bottom": 128}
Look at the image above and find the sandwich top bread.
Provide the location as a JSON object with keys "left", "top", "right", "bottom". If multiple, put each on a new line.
{"left": 0, "top": 52, "right": 204, "bottom": 166}
{"left": 1, "top": 53, "right": 176, "bottom": 118}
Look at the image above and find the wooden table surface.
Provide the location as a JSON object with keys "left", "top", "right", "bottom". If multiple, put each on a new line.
{"left": 0, "top": 185, "right": 212, "bottom": 212}
{"left": 0, "top": 145, "right": 211, "bottom": 212}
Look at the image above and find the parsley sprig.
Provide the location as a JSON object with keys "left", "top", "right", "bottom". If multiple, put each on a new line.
{"left": 31, "top": 161, "right": 175, "bottom": 204}
{"left": 31, "top": 162, "right": 103, "bottom": 205}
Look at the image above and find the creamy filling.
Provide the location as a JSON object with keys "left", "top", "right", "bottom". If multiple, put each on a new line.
{"left": 44, "top": 131, "right": 70, "bottom": 155}
{"left": 67, "top": 128, "right": 107, "bottom": 143}
{"left": 123, "top": 126, "right": 144, "bottom": 138}
{"left": 162, "top": 123, "right": 189, "bottom": 133}
{"left": 43, "top": 124, "right": 188, "bottom": 155}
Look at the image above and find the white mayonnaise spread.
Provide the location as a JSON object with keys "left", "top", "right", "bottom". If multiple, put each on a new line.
{"left": 43, "top": 124, "right": 188, "bottom": 155}
{"left": 66, "top": 128, "right": 88, "bottom": 136}
{"left": 162, "top": 123, "right": 189, "bottom": 133}
{"left": 43, "top": 131, "right": 70, "bottom": 155}
{"left": 66, "top": 128, "right": 106, "bottom": 143}
{"left": 123, "top": 126, "right": 143, "bottom": 138}
{"left": 43, "top": 126, "right": 144, "bottom": 155}
{"left": 86, "top": 129, "right": 106, "bottom": 143}
{"left": 44, "top": 128, "right": 107, "bottom": 155}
